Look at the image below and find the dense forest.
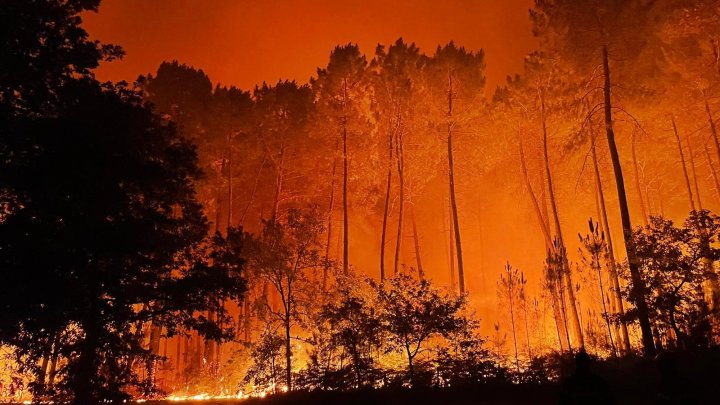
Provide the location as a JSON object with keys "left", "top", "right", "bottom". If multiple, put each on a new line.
{"left": 3, "top": 0, "right": 720, "bottom": 403}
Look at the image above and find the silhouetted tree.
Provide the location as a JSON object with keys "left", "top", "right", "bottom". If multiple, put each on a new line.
{"left": 0, "top": 0, "right": 122, "bottom": 116}
{"left": 378, "top": 271, "right": 466, "bottom": 387}
{"left": 630, "top": 211, "right": 718, "bottom": 349}
{"left": 0, "top": 81, "right": 246, "bottom": 403}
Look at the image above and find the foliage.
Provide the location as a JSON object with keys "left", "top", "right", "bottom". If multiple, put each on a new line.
{"left": 627, "top": 211, "right": 719, "bottom": 349}
{"left": 243, "top": 328, "right": 286, "bottom": 395}
{"left": 320, "top": 272, "right": 382, "bottom": 389}
{"left": 377, "top": 272, "right": 469, "bottom": 387}
{"left": 0, "top": 0, "right": 123, "bottom": 115}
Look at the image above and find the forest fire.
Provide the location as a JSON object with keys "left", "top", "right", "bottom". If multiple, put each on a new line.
{"left": 3, "top": 0, "right": 720, "bottom": 404}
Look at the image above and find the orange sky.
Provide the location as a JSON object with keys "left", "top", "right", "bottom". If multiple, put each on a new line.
{"left": 83, "top": 0, "right": 537, "bottom": 91}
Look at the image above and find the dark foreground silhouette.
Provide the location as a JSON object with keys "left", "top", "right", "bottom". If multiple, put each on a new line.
{"left": 135, "top": 348, "right": 719, "bottom": 405}
{"left": 559, "top": 351, "right": 612, "bottom": 404}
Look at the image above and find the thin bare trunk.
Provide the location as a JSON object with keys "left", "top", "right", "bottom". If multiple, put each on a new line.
{"left": 203, "top": 312, "right": 214, "bottom": 368}
{"left": 271, "top": 147, "right": 286, "bottom": 220}
{"left": 592, "top": 142, "right": 630, "bottom": 354}
{"left": 594, "top": 180, "right": 620, "bottom": 349}
{"left": 324, "top": 140, "right": 339, "bottom": 290}
{"left": 540, "top": 90, "right": 583, "bottom": 349}
{"left": 215, "top": 301, "right": 224, "bottom": 369}
{"left": 380, "top": 129, "right": 393, "bottom": 281}
{"left": 631, "top": 132, "right": 649, "bottom": 226}
{"left": 448, "top": 72, "right": 465, "bottom": 294}
{"left": 448, "top": 193, "right": 457, "bottom": 293}
{"left": 519, "top": 137, "right": 552, "bottom": 248}
{"left": 240, "top": 153, "right": 267, "bottom": 225}
{"left": 593, "top": 234, "right": 617, "bottom": 357}
{"left": 175, "top": 335, "right": 182, "bottom": 381}
{"left": 706, "top": 99, "right": 720, "bottom": 168}
{"left": 519, "top": 136, "right": 567, "bottom": 350}
{"left": 699, "top": 102, "right": 720, "bottom": 328}
{"left": 394, "top": 127, "right": 405, "bottom": 276}
{"left": 441, "top": 187, "right": 454, "bottom": 291}
{"left": 227, "top": 137, "right": 233, "bottom": 229}
{"left": 342, "top": 78, "right": 350, "bottom": 274}
{"left": 686, "top": 135, "right": 703, "bottom": 210}
{"left": 285, "top": 316, "right": 292, "bottom": 391}
{"left": 602, "top": 46, "right": 655, "bottom": 355}
{"left": 477, "top": 201, "right": 487, "bottom": 293}
{"left": 556, "top": 262, "right": 573, "bottom": 353}
{"left": 411, "top": 205, "right": 424, "bottom": 278}
{"left": 672, "top": 116, "right": 696, "bottom": 212}
{"left": 551, "top": 289, "right": 567, "bottom": 352}
{"left": 522, "top": 291, "right": 532, "bottom": 359}
{"left": 506, "top": 269, "right": 520, "bottom": 372}
{"left": 704, "top": 144, "right": 720, "bottom": 203}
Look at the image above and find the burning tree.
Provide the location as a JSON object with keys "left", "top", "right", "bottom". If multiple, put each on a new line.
{"left": 242, "top": 207, "right": 325, "bottom": 391}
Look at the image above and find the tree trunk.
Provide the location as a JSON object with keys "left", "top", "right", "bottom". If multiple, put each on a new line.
{"left": 523, "top": 297, "right": 532, "bottom": 359}
{"left": 324, "top": 140, "right": 338, "bottom": 290}
{"left": 175, "top": 335, "right": 182, "bottom": 382}
{"left": 477, "top": 200, "right": 487, "bottom": 293}
{"left": 47, "top": 334, "right": 59, "bottom": 389}
{"left": 540, "top": 90, "right": 583, "bottom": 349}
{"left": 227, "top": 136, "right": 233, "bottom": 230}
{"left": 38, "top": 347, "right": 49, "bottom": 391}
{"left": 380, "top": 129, "right": 393, "bottom": 281}
{"left": 631, "top": 132, "right": 649, "bottom": 226}
{"left": 449, "top": 196, "right": 457, "bottom": 293}
{"left": 602, "top": 46, "right": 655, "bottom": 356}
{"left": 72, "top": 319, "right": 99, "bottom": 404}
{"left": 215, "top": 301, "right": 224, "bottom": 371}
{"left": 411, "top": 205, "right": 424, "bottom": 278}
{"left": 285, "top": 317, "right": 292, "bottom": 391}
{"left": 244, "top": 299, "right": 251, "bottom": 343}
{"left": 550, "top": 285, "right": 567, "bottom": 353}
{"left": 701, "top": 101, "right": 720, "bottom": 329}
{"left": 393, "top": 126, "right": 405, "bottom": 276}
{"left": 519, "top": 136, "right": 567, "bottom": 351}
{"left": 506, "top": 271, "right": 520, "bottom": 372}
{"left": 555, "top": 261, "right": 573, "bottom": 353}
{"left": 686, "top": 135, "right": 703, "bottom": 210}
{"left": 519, "top": 138, "right": 553, "bottom": 248}
{"left": 447, "top": 72, "right": 465, "bottom": 294}
{"left": 706, "top": 99, "right": 720, "bottom": 169}
{"left": 441, "top": 187, "right": 455, "bottom": 292}
{"left": 592, "top": 142, "right": 630, "bottom": 354}
{"left": 593, "top": 236, "right": 617, "bottom": 357}
{"left": 239, "top": 153, "right": 267, "bottom": 225}
{"left": 271, "top": 147, "right": 286, "bottom": 220}
{"left": 704, "top": 144, "right": 720, "bottom": 203}
{"left": 406, "top": 346, "right": 415, "bottom": 387}
{"left": 342, "top": 114, "right": 349, "bottom": 275}
{"left": 672, "top": 116, "right": 696, "bottom": 212}
{"left": 203, "top": 312, "right": 215, "bottom": 368}
{"left": 183, "top": 336, "right": 190, "bottom": 374}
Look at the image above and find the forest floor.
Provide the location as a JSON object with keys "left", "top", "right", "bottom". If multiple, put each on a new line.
{"left": 138, "top": 384, "right": 665, "bottom": 405}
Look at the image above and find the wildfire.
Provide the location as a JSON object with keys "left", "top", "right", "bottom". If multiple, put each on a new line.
{"left": 166, "top": 383, "right": 289, "bottom": 402}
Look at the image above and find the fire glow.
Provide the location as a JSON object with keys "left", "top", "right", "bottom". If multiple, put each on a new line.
{"left": 3, "top": 1, "right": 720, "bottom": 404}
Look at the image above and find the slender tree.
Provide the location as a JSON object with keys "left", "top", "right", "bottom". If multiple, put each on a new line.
{"left": 312, "top": 44, "right": 368, "bottom": 274}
